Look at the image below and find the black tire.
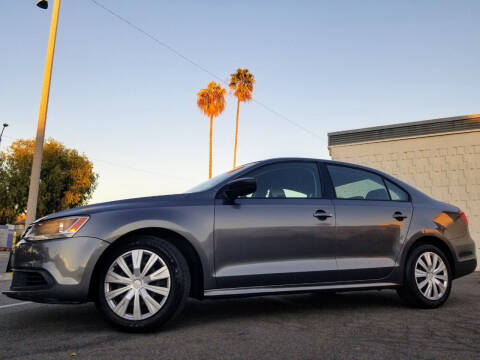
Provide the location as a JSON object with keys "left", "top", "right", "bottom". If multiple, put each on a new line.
{"left": 96, "top": 235, "right": 190, "bottom": 332}
{"left": 397, "top": 244, "right": 452, "bottom": 308}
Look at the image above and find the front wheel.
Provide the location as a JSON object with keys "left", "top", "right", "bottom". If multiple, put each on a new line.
{"left": 397, "top": 244, "right": 452, "bottom": 308}
{"left": 96, "top": 235, "right": 190, "bottom": 332}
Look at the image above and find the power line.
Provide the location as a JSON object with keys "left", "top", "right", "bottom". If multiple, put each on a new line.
{"left": 88, "top": 0, "right": 224, "bottom": 84}
{"left": 1, "top": 134, "right": 191, "bottom": 182}
{"left": 251, "top": 99, "right": 324, "bottom": 139}
{"left": 88, "top": 0, "right": 326, "bottom": 143}
{"left": 90, "top": 157, "right": 192, "bottom": 182}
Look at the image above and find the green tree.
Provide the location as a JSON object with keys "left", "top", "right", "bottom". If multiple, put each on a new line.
{"left": 0, "top": 138, "right": 98, "bottom": 224}
{"left": 229, "top": 68, "right": 255, "bottom": 168}
{"left": 197, "top": 81, "right": 227, "bottom": 178}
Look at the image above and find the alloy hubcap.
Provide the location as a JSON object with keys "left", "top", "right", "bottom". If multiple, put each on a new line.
{"left": 414, "top": 251, "right": 448, "bottom": 301}
{"left": 104, "top": 249, "right": 171, "bottom": 320}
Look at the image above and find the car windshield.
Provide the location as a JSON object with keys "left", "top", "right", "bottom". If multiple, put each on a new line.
{"left": 185, "top": 163, "right": 257, "bottom": 193}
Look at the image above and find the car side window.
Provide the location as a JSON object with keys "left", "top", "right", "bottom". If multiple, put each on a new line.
{"left": 327, "top": 165, "right": 390, "bottom": 201}
{"left": 385, "top": 179, "right": 409, "bottom": 201}
{"left": 241, "top": 162, "right": 322, "bottom": 199}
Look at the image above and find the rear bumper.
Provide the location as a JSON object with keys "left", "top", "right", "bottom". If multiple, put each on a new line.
{"left": 451, "top": 229, "right": 477, "bottom": 279}
{"left": 2, "top": 236, "right": 109, "bottom": 304}
{"left": 455, "top": 258, "right": 477, "bottom": 279}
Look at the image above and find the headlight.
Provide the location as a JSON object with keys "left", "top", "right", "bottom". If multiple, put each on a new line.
{"left": 24, "top": 216, "right": 89, "bottom": 241}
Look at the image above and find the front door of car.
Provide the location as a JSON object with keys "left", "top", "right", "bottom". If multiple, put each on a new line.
{"left": 214, "top": 161, "right": 336, "bottom": 288}
{"left": 326, "top": 164, "right": 413, "bottom": 281}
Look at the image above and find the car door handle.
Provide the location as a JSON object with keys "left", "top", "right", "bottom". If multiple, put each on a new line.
{"left": 393, "top": 211, "right": 408, "bottom": 221}
{"left": 313, "top": 210, "right": 333, "bottom": 220}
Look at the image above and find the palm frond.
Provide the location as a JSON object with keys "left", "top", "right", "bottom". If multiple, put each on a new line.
{"left": 197, "top": 81, "right": 227, "bottom": 118}
{"left": 229, "top": 68, "right": 255, "bottom": 102}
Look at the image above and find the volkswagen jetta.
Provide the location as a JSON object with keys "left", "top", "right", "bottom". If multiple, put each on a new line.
{"left": 4, "top": 158, "right": 477, "bottom": 331}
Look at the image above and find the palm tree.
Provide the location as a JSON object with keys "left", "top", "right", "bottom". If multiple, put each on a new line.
{"left": 197, "top": 81, "right": 227, "bottom": 178}
{"left": 229, "top": 68, "right": 255, "bottom": 168}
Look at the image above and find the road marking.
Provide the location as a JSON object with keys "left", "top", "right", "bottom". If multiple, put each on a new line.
{"left": 0, "top": 301, "right": 32, "bottom": 309}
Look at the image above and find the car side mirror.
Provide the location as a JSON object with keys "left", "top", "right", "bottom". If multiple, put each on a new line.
{"left": 222, "top": 177, "right": 257, "bottom": 202}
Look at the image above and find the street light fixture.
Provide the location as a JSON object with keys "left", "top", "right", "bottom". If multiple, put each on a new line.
{"left": 0, "top": 123, "right": 9, "bottom": 147}
{"left": 36, "top": 0, "right": 48, "bottom": 9}
{"left": 25, "top": 0, "right": 62, "bottom": 226}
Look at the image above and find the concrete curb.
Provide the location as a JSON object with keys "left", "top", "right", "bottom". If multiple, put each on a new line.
{"left": 0, "top": 272, "right": 12, "bottom": 281}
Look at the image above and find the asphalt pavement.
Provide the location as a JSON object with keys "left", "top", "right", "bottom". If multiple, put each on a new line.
{"left": 0, "top": 273, "right": 479, "bottom": 360}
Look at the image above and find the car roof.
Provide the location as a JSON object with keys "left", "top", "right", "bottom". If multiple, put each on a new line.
{"left": 254, "top": 157, "right": 386, "bottom": 174}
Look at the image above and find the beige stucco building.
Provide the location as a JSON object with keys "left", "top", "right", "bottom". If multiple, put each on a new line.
{"left": 328, "top": 114, "right": 480, "bottom": 269}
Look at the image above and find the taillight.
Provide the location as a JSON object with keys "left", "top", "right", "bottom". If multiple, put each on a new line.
{"left": 459, "top": 211, "right": 468, "bottom": 226}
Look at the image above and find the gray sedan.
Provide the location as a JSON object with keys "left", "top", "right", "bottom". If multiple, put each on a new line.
{"left": 4, "top": 158, "right": 477, "bottom": 331}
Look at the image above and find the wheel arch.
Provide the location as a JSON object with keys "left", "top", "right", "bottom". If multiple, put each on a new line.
{"left": 401, "top": 235, "right": 456, "bottom": 278}
{"left": 88, "top": 227, "right": 205, "bottom": 300}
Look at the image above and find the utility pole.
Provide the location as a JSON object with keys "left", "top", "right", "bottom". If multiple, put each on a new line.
{"left": 25, "top": 0, "right": 61, "bottom": 226}
{"left": 0, "top": 123, "right": 8, "bottom": 147}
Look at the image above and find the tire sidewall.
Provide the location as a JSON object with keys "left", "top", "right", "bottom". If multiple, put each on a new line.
{"left": 406, "top": 244, "right": 452, "bottom": 308}
{"left": 96, "top": 235, "right": 190, "bottom": 331}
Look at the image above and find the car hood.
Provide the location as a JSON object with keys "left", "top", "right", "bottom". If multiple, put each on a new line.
{"left": 37, "top": 193, "right": 191, "bottom": 222}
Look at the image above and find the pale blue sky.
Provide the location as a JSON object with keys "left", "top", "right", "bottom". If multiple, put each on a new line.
{"left": 1, "top": 1, "right": 479, "bottom": 203}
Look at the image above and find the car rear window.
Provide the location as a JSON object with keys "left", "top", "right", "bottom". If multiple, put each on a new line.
{"left": 327, "top": 165, "right": 390, "bottom": 201}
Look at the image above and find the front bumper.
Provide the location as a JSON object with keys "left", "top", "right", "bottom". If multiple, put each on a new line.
{"left": 2, "top": 236, "right": 109, "bottom": 304}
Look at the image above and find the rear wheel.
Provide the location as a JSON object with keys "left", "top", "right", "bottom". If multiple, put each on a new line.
{"left": 397, "top": 244, "right": 452, "bottom": 308}
{"left": 96, "top": 235, "right": 190, "bottom": 331}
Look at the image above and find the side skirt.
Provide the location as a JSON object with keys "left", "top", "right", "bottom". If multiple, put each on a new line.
{"left": 204, "top": 282, "right": 399, "bottom": 298}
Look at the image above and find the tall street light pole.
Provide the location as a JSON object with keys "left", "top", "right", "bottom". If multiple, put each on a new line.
{"left": 25, "top": 0, "right": 62, "bottom": 226}
{"left": 0, "top": 123, "right": 8, "bottom": 147}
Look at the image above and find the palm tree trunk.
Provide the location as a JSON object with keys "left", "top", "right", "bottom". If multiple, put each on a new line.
{"left": 233, "top": 99, "right": 240, "bottom": 168}
{"left": 209, "top": 115, "right": 213, "bottom": 179}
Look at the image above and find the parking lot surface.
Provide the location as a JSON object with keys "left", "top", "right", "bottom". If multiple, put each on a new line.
{"left": 0, "top": 273, "right": 479, "bottom": 360}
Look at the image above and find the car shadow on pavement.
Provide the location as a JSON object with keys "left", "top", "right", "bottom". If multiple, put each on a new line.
{"left": 172, "top": 289, "right": 406, "bottom": 330}
{"left": 1, "top": 289, "right": 405, "bottom": 334}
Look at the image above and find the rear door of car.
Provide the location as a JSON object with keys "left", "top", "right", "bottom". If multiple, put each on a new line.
{"left": 324, "top": 163, "right": 413, "bottom": 281}
{"left": 213, "top": 160, "right": 337, "bottom": 288}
